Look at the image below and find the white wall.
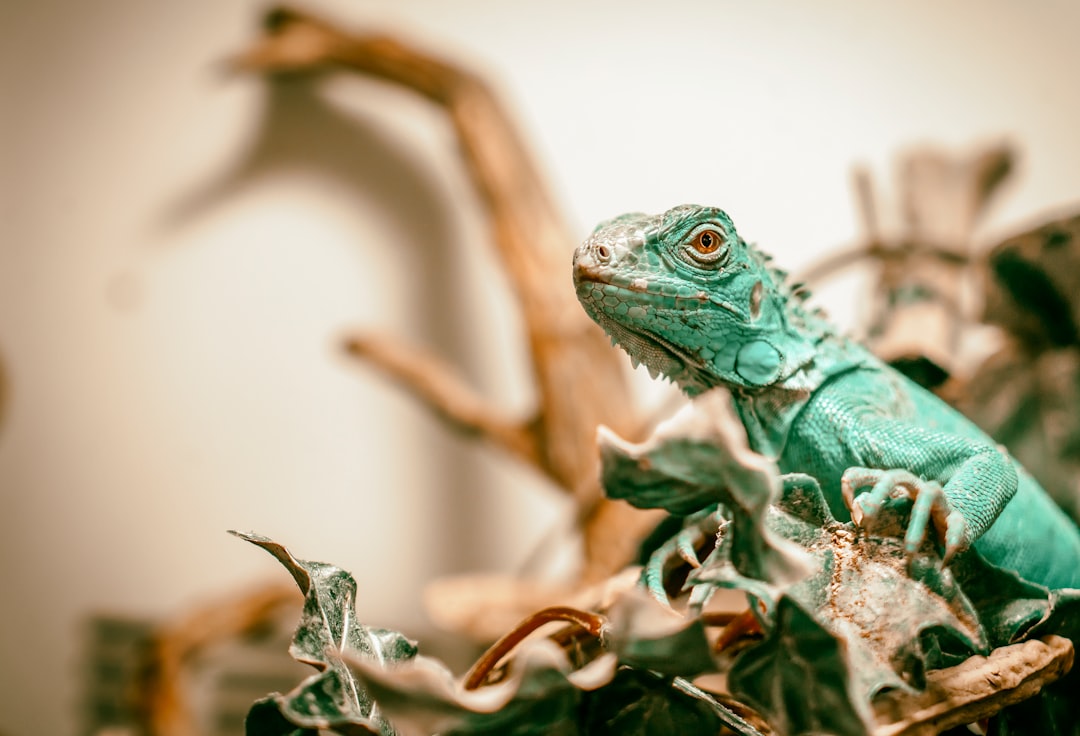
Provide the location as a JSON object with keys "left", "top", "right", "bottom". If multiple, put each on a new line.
{"left": 1, "top": 1, "right": 1079, "bottom": 734}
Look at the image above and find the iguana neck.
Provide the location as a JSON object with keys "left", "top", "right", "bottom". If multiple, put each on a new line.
{"left": 663, "top": 264, "right": 876, "bottom": 458}
{"left": 726, "top": 326, "right": 873, "bottom": 460}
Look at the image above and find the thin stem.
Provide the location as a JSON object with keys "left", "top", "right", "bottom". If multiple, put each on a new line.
{"left": 853, "top": 165, "right": 880, "bottom": 245}
{"left": 463, "top": 606, "right": 607, "bottom": 690}
{"left": 712, "top": 608, "right": 763, "bottom": 655}
{"left": 795, "top": 243, "right": 971, "bottom": 286}
{"left": 699, "top": 611, "right": 740, "bottom": 628}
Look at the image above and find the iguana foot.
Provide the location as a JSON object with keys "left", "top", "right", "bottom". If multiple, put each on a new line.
{"left": 642, "top": 508, "right": 723, "bottom": 606}
{"left": 841, "top": 467, "right": 968, "bottom": 564}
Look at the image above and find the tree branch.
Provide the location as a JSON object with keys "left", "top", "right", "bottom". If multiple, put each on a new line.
{"left": 344, "top": 333, "right": 542, "bottom": 469}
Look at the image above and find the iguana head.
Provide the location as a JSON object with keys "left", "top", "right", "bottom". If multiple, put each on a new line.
{"left": 573, "top": 204, "right": 820, "bottom": 396}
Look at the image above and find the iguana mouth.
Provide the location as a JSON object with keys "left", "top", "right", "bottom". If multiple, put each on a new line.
{"left": 574, "top": 270, "right": 659, "bottom": 292}
{"left": 575, "top": 272, "right": 740, "bottom": 316}
{"left": 575, "top": 270, "right": 705, "bottom": 300}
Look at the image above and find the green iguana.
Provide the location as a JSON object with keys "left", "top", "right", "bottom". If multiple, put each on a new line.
{"left": 573, "top": 204, "right": 1080, "bottom": 590}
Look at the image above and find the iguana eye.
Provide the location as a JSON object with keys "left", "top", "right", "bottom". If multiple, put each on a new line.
{"left": 681, "top": 228, "right": 729, "bottom": 268}
{"left": 691, "top": 229, "right": 724, "bottom": 255}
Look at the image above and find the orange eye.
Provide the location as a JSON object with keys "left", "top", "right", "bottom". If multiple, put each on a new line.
{"left": 691, "top": 229, "right": 724, "bottom": 254}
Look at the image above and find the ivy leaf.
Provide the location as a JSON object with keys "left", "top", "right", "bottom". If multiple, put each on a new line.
{"left": 728, "top": 595, "right": 871, "bottom": 736}
{"left": 947, "top": 551, "right": 1056, "bottom": 647}
{"left": 600, "top": 390, "right": 814, "bottom": 587}
{"left": 245, "top": 698, "right": 318, "bottom": 736}
{"left": 600, "top": 433, "right": 734, "bottom": 516}
{"left": 579, "top": 669, "right": 748, "bottom": 735}
{"left": 232, "top": 531, "right": 418, "bottom": 735}
{"left": 598, "top": 390, "right": 777, "bottom": 518}
{"left": 692, "top": 498, "right": 987, "bottom": 701}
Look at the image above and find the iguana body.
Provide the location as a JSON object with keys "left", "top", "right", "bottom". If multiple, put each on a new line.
{"left": 573, "top": 204, "right": 1080, "bottom": 590}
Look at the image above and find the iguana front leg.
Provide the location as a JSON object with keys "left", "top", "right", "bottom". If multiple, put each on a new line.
{"left": 837, "top": 418, "right": 1018, "bottom": 562}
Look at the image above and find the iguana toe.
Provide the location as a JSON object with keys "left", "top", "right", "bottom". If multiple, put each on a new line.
{"left": 905, "top": 478, "right": 948, "bottom": 554}
{"left": 642, "top": 509, "right": 722, "bottom": 607}
{"left": 842, "top": 466, "right": 967, "bottom": 561}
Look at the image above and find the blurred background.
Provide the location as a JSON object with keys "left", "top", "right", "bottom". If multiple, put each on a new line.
{"left": 2, "top": 1, "right": 1080, "bottom": 734}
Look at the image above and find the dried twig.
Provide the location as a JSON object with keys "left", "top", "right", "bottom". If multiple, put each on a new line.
{"left": 462, "top": 606, "right": 607, "bottom": 690}
{"left": 794, "top": 241, "right": 970, "bottom": 286}
{"left": 711, "top": 608, "right": 762, "bottom": 655}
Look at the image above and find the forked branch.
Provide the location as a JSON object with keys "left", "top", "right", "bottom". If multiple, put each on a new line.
{"left": 344, "top": 333, "right": 542, "bottom": 470}
{"left": 231, "top": 5, "right": 656, "bottom": 583}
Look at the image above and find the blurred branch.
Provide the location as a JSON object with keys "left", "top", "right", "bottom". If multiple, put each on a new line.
{"left": 140, "top": 583, "right": 301, "bottom": 736}
{"left": 794, "top": 240, "right": 970, "bottom": 286}
{"left": 798, "top": 142, "right": 1015, "bottom": 384}
{"left": 344, "top": 333, "right": 542, "bottom": 469}
{"left": 230, "top": 6, "right": 658, "bottom": 583}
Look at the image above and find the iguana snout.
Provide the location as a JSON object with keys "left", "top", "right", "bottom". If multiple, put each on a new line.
{"left": 572, "top": 205, "right": 804, "bottom": 394}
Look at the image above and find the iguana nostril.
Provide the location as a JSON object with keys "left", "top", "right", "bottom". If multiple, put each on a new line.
{"left": 595, "top": 244, "right": 611, "bottom": 261}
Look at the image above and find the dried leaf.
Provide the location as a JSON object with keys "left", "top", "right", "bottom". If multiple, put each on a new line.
{"left": 344, "top": 639, "right": 611, "bottom": 736}
{"left": 873, "top": 635, "right": 1075, "bottom": 736}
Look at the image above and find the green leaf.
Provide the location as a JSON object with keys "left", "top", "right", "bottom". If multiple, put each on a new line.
{"left": 598, "top": 392, "right": 780, "bottom": 520}
{"left": 601, "top": 392, "right": 814, "bottom": 589}
{"left": 950, "top": 552, "right": 1053, "bottom": 646}
{"left": 579, "top": 669, "right": 736, "bottom": 735}
{"left": 232, "top": 531, "right": 418, "bottom": 735}
{"left": 245, "top": 698, "right": 318, "bottom": 736}
{"left": 600, "top": 434, "right": 739, "bottom": 515}
{"left": 728, "top": 596, "right": 871, "bottom": 736}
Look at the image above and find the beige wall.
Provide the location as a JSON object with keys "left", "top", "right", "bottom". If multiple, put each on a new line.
{"left": 2, "top": 1, "right": 1080, "bottom": 734}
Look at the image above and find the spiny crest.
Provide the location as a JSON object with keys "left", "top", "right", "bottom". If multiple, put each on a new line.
{"left": 743, "top": 240, "right": 804, "bottom": 303}
{"left": 743, "top": 240, "right": 833, "bottom": 336}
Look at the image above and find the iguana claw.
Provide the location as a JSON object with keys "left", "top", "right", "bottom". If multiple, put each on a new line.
{"left": 841, "top": 467, "right": 968, "bottom": 564}
{"left": 642, "top": 508, "right": 723, "bottom": 606}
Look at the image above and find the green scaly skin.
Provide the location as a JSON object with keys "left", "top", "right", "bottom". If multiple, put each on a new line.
{"left": 573, "top": 204, "right": 1080, "bottom": 590}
